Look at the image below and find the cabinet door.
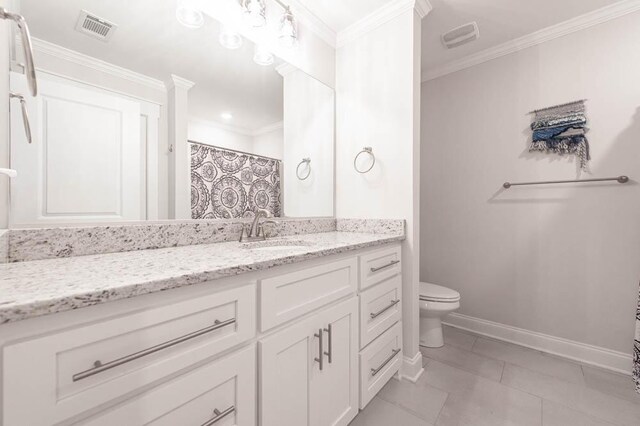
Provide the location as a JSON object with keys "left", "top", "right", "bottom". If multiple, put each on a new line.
{"left": 310, "top": 298, "right": 359, "bottom": 426}
{"left": 259, "top": 313, "right": 318, "bottom": 426}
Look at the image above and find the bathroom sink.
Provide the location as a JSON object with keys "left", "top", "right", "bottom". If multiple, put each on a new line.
{"left": 241, "top": 240, "right": 312, "bottom": 251}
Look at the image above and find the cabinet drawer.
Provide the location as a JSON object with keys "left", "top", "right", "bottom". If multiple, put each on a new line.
{"left": 260, "top": 257, "right": 357, "bottom": 331}
{"left": 3, "top": 283, "right": 256, "bottom": 426}
{"left": 359, "top": 322, "right": 402, "bottom": 409}
{"left": 359, "top": 275, "right": 402, "bottom": 348}
{"left": 80, "top": 344, "right": 256, "bottom": 425}
{"left": 359, "top": 245, "right": 401, "bottom": 290}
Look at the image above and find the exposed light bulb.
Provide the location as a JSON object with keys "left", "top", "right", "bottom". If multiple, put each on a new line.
{"left": 242, "top": 0, "right": 266, "bottom": 27}
{"left": 176, "top": 0, "right": 204, "bottom": 28}
{"left": 279, "top": 7, "right": 298, "bottom": 48}
{"left": 219, "top": 25, "right": 243, "bottom": 49}
{"left": 220, "top": 112, "right": 233, "bottom": 120}
{"left": 253, "top": 44, "right": 274, "bottom": 66}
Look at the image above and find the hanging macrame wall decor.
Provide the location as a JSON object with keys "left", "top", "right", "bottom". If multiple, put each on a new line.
{"left": 529, "top": 100, "right": 590, "bottom": 170}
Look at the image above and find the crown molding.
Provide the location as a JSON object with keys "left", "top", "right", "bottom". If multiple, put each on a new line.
{"left": 422, "top": 0, "right": 640, "bottom": 82}
{"left": 288, "top": 0, "right": 337, "bottom": 48}
{"left": 253, "top": 121, "right": 283, "bottom": 136}
{"left": 337, "top": 0, "right": 432, "bottom": 48}
{"left": 25, "top": 37, "right": 166, "bottom": 92}
{"left": 275, "top": 63, "right": 297, "bottom": 76}
{"left": 415, "top": 0, "right": 433, "bottom": 19}
{"left": 167, "top": 74, "right": 195, "bottom": 91}
{"left": 189, "top": 118, "right": 283, "bottom": 137}
{"left": 189, "top": 117, "right": 254, "bottom": 137}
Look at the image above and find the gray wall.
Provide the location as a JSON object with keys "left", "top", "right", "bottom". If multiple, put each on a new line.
{"left": 421, "top": 12, "right": 640, "bottom": 354}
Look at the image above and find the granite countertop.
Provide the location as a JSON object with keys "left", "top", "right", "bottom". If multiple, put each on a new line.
{"left": 0, "top": 231, "right": 403, "bottom": 324}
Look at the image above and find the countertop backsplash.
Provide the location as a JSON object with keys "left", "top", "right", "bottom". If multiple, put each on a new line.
{"left": 4, "top": 218, "right": 405, "bottom": 263}
{"left": 0, "top": 230, "right": 8, "bottom": 264}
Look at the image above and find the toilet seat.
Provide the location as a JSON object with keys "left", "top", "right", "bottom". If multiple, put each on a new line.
{"left": 419, "top": 282, "right": 460, "bottom": 303}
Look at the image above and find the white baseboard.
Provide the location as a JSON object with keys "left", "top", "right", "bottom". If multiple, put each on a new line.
{"left": 443, "top": 313, "right": 633, "bottom": 375}
{"left": 399, "top": 351, "right": 424, "bottom": 382}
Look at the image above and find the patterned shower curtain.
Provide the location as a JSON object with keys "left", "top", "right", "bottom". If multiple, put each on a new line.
{"left": 634, "top": 283, "right": 640, "bottom": 393}
{"left": 190, "top": 142, "right": 282, "bottom": 219}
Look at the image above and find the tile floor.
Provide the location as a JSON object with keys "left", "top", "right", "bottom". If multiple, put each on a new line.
{"left": 349, "top": 325, "right": 640, "bottom": 426}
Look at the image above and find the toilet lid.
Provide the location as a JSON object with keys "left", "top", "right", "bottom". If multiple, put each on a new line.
{"left": 419, "top": 282, "right": 460, "bottom": 302}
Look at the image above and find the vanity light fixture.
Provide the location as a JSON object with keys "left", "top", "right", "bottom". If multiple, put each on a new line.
{"left": 278, "top": 6, "right": 297, "bottom": 48}
{"left": 241, "top": 0, "right": 266, "bottom": 28}
{"left": 253, "top": 44, "right": 274, "bottom": 66}
{"left": 219, "top": 25, "right": 243, "bottom": 49}
{"left": 176, "top": 0, "right": 204, "bottom": 29}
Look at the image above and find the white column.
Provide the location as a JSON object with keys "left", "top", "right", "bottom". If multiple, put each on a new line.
{"left": 166, "top": 74, "right": 194, "bottom": 220}
{"left": 335, "top": 0, "right": 431, "bottom": 382}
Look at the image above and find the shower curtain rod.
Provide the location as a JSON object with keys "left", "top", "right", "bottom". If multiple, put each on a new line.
{"left": 503, "top": 175, "right": 630, "bottom": 189}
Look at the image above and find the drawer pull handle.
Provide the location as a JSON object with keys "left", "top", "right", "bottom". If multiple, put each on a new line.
{"left": 371, "top": 348, "right": 401, "bottom": 377}
{"left": 314, "top": 328, "right": 324, "bottom": 371}
{"left": 72, "top": 318, "right": 236, "bottom": 382}
{"left": 323, "top": 323, "right": 332, "bottom": 364}
{"left": 370, "top": 299, "right": 400, "bottom": 319}
{"left": 370, "top": 260, "right": 400, "bottom": 273}
{"left": 202, "top": 406, "right": 235, "bottom": 426}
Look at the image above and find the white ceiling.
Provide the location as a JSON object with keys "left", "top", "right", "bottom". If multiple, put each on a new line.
{"left": 20, "top": 0, "right": 284, "bottom": 131}
{"left": 422, "top": 0, "right": 624, "bottom": 73}
{"left": 295, "top": 0, "right": 394, "bottom": 32}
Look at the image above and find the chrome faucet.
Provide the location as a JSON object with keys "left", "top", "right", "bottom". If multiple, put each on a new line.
{"left": 239, "top": 209, "right": 275, "bottom": 242}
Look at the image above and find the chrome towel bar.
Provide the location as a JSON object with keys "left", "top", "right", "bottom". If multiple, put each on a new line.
{"left": 72, "top": 318, "right": 236, "bottom": 382}
{"left": 503, "top": 175, "right": 629, "bottom": 189}
{"left": 0, "top": 8, "right": 37, "bottom": 96}
{"left": 371, "top": 348, "right": 401, "bottom": 376}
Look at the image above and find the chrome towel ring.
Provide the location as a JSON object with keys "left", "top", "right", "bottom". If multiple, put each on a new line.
{"left": 296, "top": 158, "right": 311, "bottom": 180}
{"left": 354, "top": 147, "right": 375, "bottom": 174}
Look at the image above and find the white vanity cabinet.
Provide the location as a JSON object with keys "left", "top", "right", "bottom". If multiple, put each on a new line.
{"left": 260, "top": 298, "right": 358, "bottom": 426}
{"left": 0, "top": 242, "right": 403, "bottom": 426}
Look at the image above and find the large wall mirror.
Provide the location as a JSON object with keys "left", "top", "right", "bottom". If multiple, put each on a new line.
{"left": 7, "top": 0, "right": 334, "bottom": 227}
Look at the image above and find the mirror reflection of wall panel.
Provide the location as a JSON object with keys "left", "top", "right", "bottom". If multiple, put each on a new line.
{"left": 10, "top": 74, "right": 147, "bottom": 226}
{"left": 281, "top": 66, "right": 335, "bottom": 217}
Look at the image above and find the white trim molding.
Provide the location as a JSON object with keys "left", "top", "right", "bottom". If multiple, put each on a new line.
{"left": 26, "top": 37, "right": 166, "bottom": 92}
{"left": 253, "top": 121, "right": 284, "bottom": 136}
{"left": 415, "top": 0, "right": 433, "bottom": 19}
{"left": 275, "top": 63, "right": 297, "bottom": 77}
{"left": 337, "top": 0, "right": 433, "bottom": 48}
{"left": 443, "top": 313, "right": 633, "bottom": 375}
{"left": 167, "top": 74, "right": 195, "bottom": 91}
{"left": 189, "top": 118, "right": 253, "bottom": 137}
{"left": 189, "top": 118, "right": 283, "bottom": 138}
{"left": 399, "top": 351, "right": 424, "bottom": 383}
{"left": 422, "top": 0, "right": 640, "bottom": 82}
{"left": 288, "top": 0, "right": 337, "bottom": 48}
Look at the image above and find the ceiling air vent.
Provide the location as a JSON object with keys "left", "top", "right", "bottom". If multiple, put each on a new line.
{"left": 75, "top": 10, "right": 117, "bottom": 42}
{"left": 441, "top": 22, "right": 479, "bottom": 49}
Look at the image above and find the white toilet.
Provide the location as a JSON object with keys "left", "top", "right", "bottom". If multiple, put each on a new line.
{"left": 419, "top": 282, "right": 461, "bottom": 348}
